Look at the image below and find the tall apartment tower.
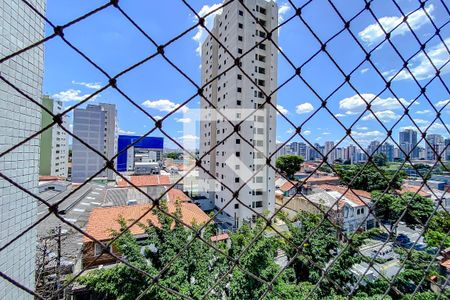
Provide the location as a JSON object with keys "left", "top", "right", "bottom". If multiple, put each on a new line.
{"left": 199, "top": 0, "right": 278, "bottom": 228}
{"left": 39, "top": 96, "right": 69, "bottom": 178}
{"left": 0, "top": 0, "right": 45, "bottom": 298}
{"left": 425, "top": 134, "right": 444, "bottom": 161}
{"left": 324, "top": 141, "right": 335, "bottom": 162}
{"left": 367, "top": 140, "right": 381, "bottom": 156}
{"left": 380, "top": 142, "right": 394, "bottom": 162}
{"left": 72, "top": 103, "right": 118, "bottom": 183}
{"left": 399, "top": 129, "right": 418, "bottom": 159}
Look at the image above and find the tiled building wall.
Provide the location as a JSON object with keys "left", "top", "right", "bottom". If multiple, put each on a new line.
{"left": 0, "top": 0, "right": 45, "bottom": 298}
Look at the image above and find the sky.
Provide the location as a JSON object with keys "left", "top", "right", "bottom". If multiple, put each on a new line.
{"left": 43, "top": 0, "right": 450, "bottom": 150}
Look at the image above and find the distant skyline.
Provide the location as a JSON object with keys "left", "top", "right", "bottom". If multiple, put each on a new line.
{"left": 43, "top": 0, "right": 449, "bottom": 150}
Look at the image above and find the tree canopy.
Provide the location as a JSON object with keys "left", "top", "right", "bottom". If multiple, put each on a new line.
{"left": 76, "top": 206, "right": 443, "bottom": 300}
{"left": 335, "top": 163, "right": 405, "bottom": 192}
{"left": 166, "top": 152, "right": 181, "bottom": 159}
{"left": 275, "top": 154, "right": 304, "bottom": 179}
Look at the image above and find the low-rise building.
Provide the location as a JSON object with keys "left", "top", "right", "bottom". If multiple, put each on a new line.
{"left": 82, "top": 202, "right": 210, "bottom": 268}
{"left": 276, "top": 184, "right": 377, "bottom": 232}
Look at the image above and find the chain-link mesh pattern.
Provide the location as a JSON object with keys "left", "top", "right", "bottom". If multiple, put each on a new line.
{"left": 1, "top": 0, "right": 450, "bottom": 299}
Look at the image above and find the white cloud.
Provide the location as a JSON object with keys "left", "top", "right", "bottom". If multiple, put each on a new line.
{"left": 192, "top": 3, "right": 223, "bottom": 55}
{"left": 119, "top": 129, "right": 136, "bottom": 135}
{"left": 386, "top": 38, "right": 450, "bottom": 81}
{"left": 362, "top": 110, "right": 400, "bottom": 122}
{"left": 277, "top": 104, "right": 288, "bottom": 115}
{"left": 335, "top": 113, "right": 346, "bottom": 118}
{"left": 71, "top": 80, "right": 102, "bottom": 89}
{"left": 339, "top": 93, "right": 411, "bottom": 114}
{"left": 401, "top": 122, "right": 449, "bottom": 135}
{"left": 176, "top": 117, "right": 192, "bottom": 123}
{"left": 323, "top": 132, "right": 331, "bottom": 135}
{"left": 303, "top": 130, "right": 311, "bottom": 135}
{"left": 142, "top": 99, "right": 188, "bottom": 113}
{"left": 352, "top": 130, "right": 384, "bottom": 138}
{"left": 356, "top": 126, "right": 369, "bottom": 130}
{"left": 416, "top": 109, "right": 431, "bottom": 114}
{"left": 358, "top": 5, "right": 434, "bottom": 45}
{"left": 436, "top": 99, "right": 449, "bottom": 108}
{"left": 296, "top": 102, "right": 314, "bottom": 114}
{"left": 360, "top": 68, "right": 370, "bottom": 74}
{"left": 414, "top": 118, "right": 429, "bottom": 125}
{"left": 278, "top": 3, "right": 291, "bottom": 22}
{"left": 154, "top": 115, "right": 163, "bottom": 120}
{"left": 52, "top": 89, "right": 97, "bottom": 102}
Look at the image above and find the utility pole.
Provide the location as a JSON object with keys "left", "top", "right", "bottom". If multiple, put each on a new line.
{"left": 56, "top": 225, "right": 62, "bottom": 298}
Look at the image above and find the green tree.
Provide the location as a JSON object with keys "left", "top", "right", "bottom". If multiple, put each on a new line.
{"left": 372, "top": 192, "right": 435, "bottom": 225}
{"left": 167, "top": 152, "right": 180, "bottom": 159}
{"left": 275, "top": 154, "right": 304, "bottom": 179}
{"left": 335, "top": 164, "right": 405, "bottom": 192}
{"left": 281, "top": 213, "right": 369, "bottom": 297}
{"left": 78, "top": 201, "right": 227, "bottom": 299}
{"left": 373, "top": 153, "right": 388, "bottom": 166}
{"left": 425, "top": 210, "right": 450, "bottom": 248}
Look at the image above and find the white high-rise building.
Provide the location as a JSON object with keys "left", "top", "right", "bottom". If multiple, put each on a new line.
{"left": 199, "top": 0, "right": 278, "bottom": 228}
{"left": 425, "top": 134, "right": 444, "bottom": 161}
{"left": 72, "top": 103, "right": 118, "bottom": 183}
{"left": 324, "top": 141, "right": 335, "bottom": 162}
{"left": 39, "top": 96, "right": 69, "bottom": 178}
{"left": 0, "top": 0, "right": 45, "bottom": 298}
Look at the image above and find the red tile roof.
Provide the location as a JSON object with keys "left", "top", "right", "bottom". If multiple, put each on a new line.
{"left": 280, "top": 181, "right": 294, "bottom": 192}
{"left": 441, "top": 259, "right": 450, "bottom": 270}
{"left": 303, "top": 176, "right": 339, "bottom": 184}
{"left": 396, "top": 185, "right": 430, "bottom": 197}
{"left": 166, "top": 188, "right": 190, "bottom": 203}
{"left": 279, "top": 176, "right": 340, "bottom": 192}
{"left": 210, "top": 233, "right": 229, "bottom": 242}
{"left": 84, "top": 203, "right": 210, "bottom": 242}
{"left": 315, "top": 184, "right": 371, "bottom": 207}
{"left": 39, "top": 175, "right": 64, "bottom": 181}
{"left": 117, "top": 175, "right": 171, "bottom": 188}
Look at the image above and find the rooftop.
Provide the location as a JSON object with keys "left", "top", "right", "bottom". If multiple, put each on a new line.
{"left": 84, "top": 202, "right": 210, "bottom": 242}
{"left": 117, "top": 175, "right": 171, "bottom": 187}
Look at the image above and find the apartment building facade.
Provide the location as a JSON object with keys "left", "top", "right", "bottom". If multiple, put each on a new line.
{"left": 72, "top": 103, "right": 118, "bottom": 183}
{"left": 399, "top": 129, "right": 419, "bottom": 159}
{"left": 425, "top": 134, "right": 444, "bottom": 161}
{"left": 39, "top": 96, "right": 69, "bottom": 178}
{"left": 0, "top": 0, "right": 46, "bottom": 298}
{"left": 199, "top": 0, "right": 278, "bottom": 228}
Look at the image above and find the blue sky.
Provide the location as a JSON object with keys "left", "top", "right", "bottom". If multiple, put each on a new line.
{"left": 43, "top": 0, "right": 450, "bottom": 150}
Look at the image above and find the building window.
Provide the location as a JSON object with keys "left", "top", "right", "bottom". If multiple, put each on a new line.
{"left": 238, "top": 35, "right": 243, "bottom": 42}
{"left": 238, "top": 48, "right": 243, "bottom": 54}
{"left": 239, "top": 10, "right": 243, "bottom": 16}
{"left": 237, "top": 74, "right": 242, "bottom": 80}
{"left": 237, "top": 87, "right": 242, "bottom": 92}
{"left": 238, "top": 23, "right": 243, "bottom": 29}
{"left": 236, "top": 152, "right": 240, "bottom": 157}
{"left": 235, "top": 177, "right": 240, "bottom": 183}
{"left": 237, "top": 100, "right": 242, "bottom": 105}
{"left": 234, "top": 203, "right": 239, "bottom": 209}
{"left": 252, "top": 201, "right": 263, "bottom": 208}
